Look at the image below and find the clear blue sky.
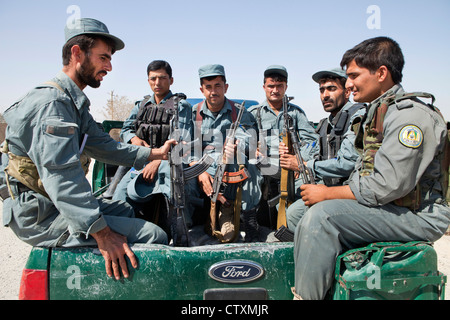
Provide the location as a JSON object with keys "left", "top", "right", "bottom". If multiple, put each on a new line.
{"left": 1, "top": 0, "right": 449, "bottom": 122}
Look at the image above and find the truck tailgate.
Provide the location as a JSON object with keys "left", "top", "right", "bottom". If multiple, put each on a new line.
{"left": 48, "top": 242, "right": 294, "bottom": 300}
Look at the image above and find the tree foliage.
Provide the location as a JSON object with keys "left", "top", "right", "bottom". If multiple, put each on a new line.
{"left": 102, "top": 91, "right": 134, "bottom": 121}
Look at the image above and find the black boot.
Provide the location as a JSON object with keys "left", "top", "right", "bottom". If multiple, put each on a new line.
{"left": 242, "top": 209, "right": 260, "bottom": 242}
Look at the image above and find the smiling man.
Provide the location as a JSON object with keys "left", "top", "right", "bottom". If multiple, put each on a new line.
{"left": 0, "top": 18, "right": 174, "bottom": 281}
{"left": 292, "top": 37, "right": 450, "bottom": 300}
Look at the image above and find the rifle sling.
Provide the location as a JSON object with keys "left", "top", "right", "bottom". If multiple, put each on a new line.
{"left": 222, "top": 167, "right": 250, "bottom": 184}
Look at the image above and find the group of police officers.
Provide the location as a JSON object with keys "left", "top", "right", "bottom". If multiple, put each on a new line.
{"left": 1, "top": 18, "right": 449, "bottom": 299}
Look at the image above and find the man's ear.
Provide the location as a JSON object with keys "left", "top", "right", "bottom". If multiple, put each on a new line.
{"left": 71, "top": 45, "right": 83, "bottom": 63}
{"left": 377, "top": 65, "right": 389, "bottom": 82}
{"left": 345, "top": 87, "right": 351, "bottom": 100}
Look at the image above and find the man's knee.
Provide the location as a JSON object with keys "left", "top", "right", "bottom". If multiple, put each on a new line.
{"left": 135, "top": 219, "right": 168, "bottom": 245}
{"left": 297, "top": 201, "right": 336, "bottom": 230}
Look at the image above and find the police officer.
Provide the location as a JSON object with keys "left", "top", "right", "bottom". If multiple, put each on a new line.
{"left": 248, "top": 65, "right": 318, "bottom": 229}
{"left": 112, "top": 60, "right": 196, "bottom": 229}
{"left": 292, "top": 37, "right": 450, "bottom": 300}
{"left": 0, "top": 19, "right": 174, "bottom": 280}
{"left": 191, "top": 64, "right": 262, "bottom": 242}
{"left": 285, "top": 68, "right": 365, "bottom": 230}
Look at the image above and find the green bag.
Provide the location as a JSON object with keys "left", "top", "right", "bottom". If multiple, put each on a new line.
{"left": 330, "top": 242, "right": 447, "bottom": 300}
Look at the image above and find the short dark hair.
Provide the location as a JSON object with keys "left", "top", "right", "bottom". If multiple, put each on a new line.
{"left": 62, "top": 34, "right": 116, "bottom": 66}
{"left": 200, "top": 75, "right": 227, "bottom": 86}
{"left": 264, "top": 73, "right": 287, "bottom": 85}
{"left": 147, "top": 60, "right": 173, "bottom": 78}
{"left": 340, "top": 36, "right": 404, "bottom": 84}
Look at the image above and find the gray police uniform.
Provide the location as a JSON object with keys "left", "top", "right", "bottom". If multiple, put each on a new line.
{"left": 112, "top": 91, "right": 197, "bottom": 227}
{"left": 1, "top": 72, "right": 168, "bottom": 247}
{"left": 191, "top": 98, "right": 262, "bottom": 212}
{"left": 286, "top": 101, "right": 366, "bottom": 230}
{"left": 248, "top": 100, "right": 319, "bottom": 199}
{"left": 293, "top": 84, "right": 450, "bottom": 300}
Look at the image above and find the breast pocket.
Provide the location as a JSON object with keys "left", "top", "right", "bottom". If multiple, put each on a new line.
{"left": 41, "top": 119, "right": 80, "bottom": 169}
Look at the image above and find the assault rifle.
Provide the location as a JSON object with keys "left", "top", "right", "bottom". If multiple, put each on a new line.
{"left": 275, "top": 95, "right": 315, "bottom": 242}
{"left": 168, "top": 93, "right": 214, "bottom": 246}
{"left": 210, "top": 101, "right": 249, "bottom": 205}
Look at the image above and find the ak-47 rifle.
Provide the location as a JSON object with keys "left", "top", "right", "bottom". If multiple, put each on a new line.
{"left": 210, "top": 101, "right": 248, "bottom": 205}
{"left": 275, "top": 95, "right": 315, "bottom": 242}
{"left": 208, "top": 101, "right": 250, "bottom": 242}
{"left": 168, "top": 93, "right": 214, "bottom": 246}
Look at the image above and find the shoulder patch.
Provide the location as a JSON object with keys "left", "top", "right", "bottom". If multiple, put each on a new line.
{"left": 398, "top": 125, "right": 423, "bottom": 149}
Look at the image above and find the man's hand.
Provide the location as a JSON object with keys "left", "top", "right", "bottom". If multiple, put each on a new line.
{"left": 148, "top": 139, "right": 177, "bottom": 161}
{"left": 279, "top": 141, "right": 305, "bottom": 178}
{"left": 300, "top": 184, "right": 356, "bottom": 207}
{"left": 224, "top": 139, "right": 238, "bottom": 164}
{"left": 142, "top": 160, "right": 161, "bottom": 182}
{"left": 91, "top": 227, "right": 138, "bottom": 280}
{"left": 280, "top": 153, "right": 300, "bottom": 172}
{"left": 130, "top": 136, "right": 150, "bottom": 147}
{"left": 197, "top": 171, "right": 213, "bottom": 197}
{"left": 300, "top": 184, "right": 329, "bottom": 207}
{"left": 279, "top": 141, "right": 298, "bottom": 170}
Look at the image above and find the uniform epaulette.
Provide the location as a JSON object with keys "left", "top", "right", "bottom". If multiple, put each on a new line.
{"left": 247, "top": 104, "right": 261, "bottom": 113}
{"left": 393, "top": 92, "right": 435, "bottom": 110}
{"left": 394, "top": 98, "right": 415, "bottom": 110}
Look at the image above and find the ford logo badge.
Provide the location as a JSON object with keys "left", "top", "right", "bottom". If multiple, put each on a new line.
{"left": 208, "top": 260, "right": 264, "bottom": 284}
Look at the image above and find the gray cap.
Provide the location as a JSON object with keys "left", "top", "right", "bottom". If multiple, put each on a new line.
{"left": 264, "top": 65, "right": 288, "bottom": 79}
{"left": 198, "top": 64, "right": 226, "bottom": 79}
{"left": 64, "top": 18, "right": 125, "bottom": 51}
{"left": 312, "top": 68, "right": 347, "bottom": 83}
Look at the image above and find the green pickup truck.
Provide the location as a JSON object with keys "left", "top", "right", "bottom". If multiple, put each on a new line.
{"left": 17, "top": 99, "right": 448, "bottom": 301}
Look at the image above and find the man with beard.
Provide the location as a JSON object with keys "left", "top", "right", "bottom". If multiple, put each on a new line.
{"left": 284, "top": 68, "right": 366, "bottom": 230}
{"left": 0, "top": 18, "right": 174, "bottom": 280}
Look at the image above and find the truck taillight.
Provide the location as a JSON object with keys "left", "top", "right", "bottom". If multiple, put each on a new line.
{"left": 18, "top": 269, "right": 48, "bottom": 300}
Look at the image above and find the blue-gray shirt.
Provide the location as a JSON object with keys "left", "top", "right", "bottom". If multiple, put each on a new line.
{"left": 1, "top": 72, "right": 151, "bottom": 235}
{"left": 307, "top": 101, "right": 366, "bottom": 181}
{"left": 248, "top": 100, "right": 319, "bottom": 176}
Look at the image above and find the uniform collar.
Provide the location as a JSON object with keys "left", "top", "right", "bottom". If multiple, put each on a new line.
{"left": 56, "top": 71, "right": 91, "bottom": 111}
{"left": 149, "top": 90, "right": 173, "bottom": 104}
{"left": 200, "top": 97, "right": 232, "bottom": 118}
{"left": 261, "top": 99, "right": 297, "bottom": 115}
{"left": 328, "top": 101, "right": 353, "bottom": 125}
{"left": 365, "top": 84, "right": 404, "bottom": 121}
{"left": 369, "top": 84, "right": 404, "bottom": 107}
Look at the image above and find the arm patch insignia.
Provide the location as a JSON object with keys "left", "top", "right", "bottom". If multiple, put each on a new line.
{"left": 399, "top": 125, "right": 423, "bottom": 149}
